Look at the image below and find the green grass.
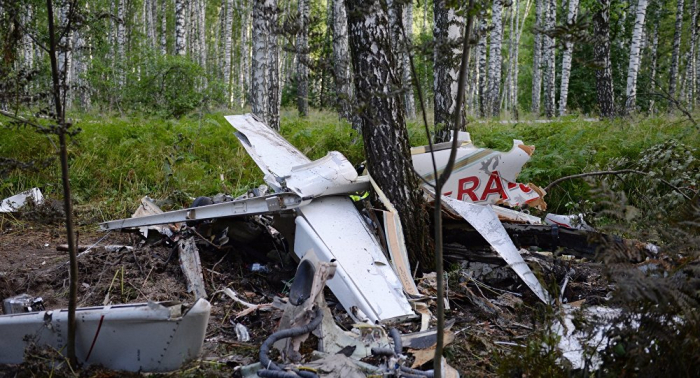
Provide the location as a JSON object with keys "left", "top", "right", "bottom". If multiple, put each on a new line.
{"left": 1, "top": 110, "right": 698, "bottom": 223}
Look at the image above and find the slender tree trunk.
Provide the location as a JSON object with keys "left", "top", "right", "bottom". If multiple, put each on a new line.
{"left": 297, "top": 0, "right": 309, "bottom": 117}
{"left": 332, "top": 0, "right": 358, "bottom": 128}
{"left": 403, "top": 2, "right": 416, "bottom": 119}
{"left": 223, "top": 0, "right": 233, "bottom": 103}
{"left": 683, "top": 0, "right": 698, "bottom": 106}
{"left": 434, "top": 0, "right": 466, "bottom": 142}
{"left": 488, "top": 0, "right": 504, "bottom": 117}
{"left": 161, "top": 0, "right": 167, "bottom": 54}
{"left": 542, "top": 0, "right": 556, "bottom": 118}
{"left": 240, "top": 1, "right": 250, "bottom": 107}
{"left": 624, "top": 0, "right": 649, "bottom": 113}
{"left": 648, "top": 14, "right": 659, "bottom": 113}
{"left": 477, "top": 12, "right": 488, "bottom": 118}
{"left": 593, "top": 0, "right": 615, "bottom": 118}
{"left": 559, "top": 0, "right": 578, "bottom": 115}
{"left": 251, "top": 0, "right": 279, "bottom": 129}
{"left": 175, "top": 0, "right": 187, "bottom": 55}
{"left": 345, "top": 0, "right": 431, "bottom": 271}
{"left": 531, "top": 0, "right": 544, "bottom": 114}
{"left": 668, "top": 0, "right": 684, "bottom": 101}
{"left": 58, "top": 1, "right": 74, "bottom": 109}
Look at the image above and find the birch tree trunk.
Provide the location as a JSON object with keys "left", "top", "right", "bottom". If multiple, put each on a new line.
{"left": 531, "top": 0, "right": 544, "bottom": 114}
{"left": 403, "top": 2, "right": 416, "bottom": 119}
{"left": 594, "top": 0, "right": 615, "bottom": 118}
{"left": 161, "top": 0, "right": 167, "bottom": 54}
{"left": 668, "top": 0, "right": 684, "bottom": 101}
{"left": 648, "top": 14, "right": 659, "bottom": 113}
{"left": 559, "top": 0, "right": 579, "bottom": 116}
{"left": 297, "top": 0, "right": 309, "bottom": 117}
{"left": 477, "top": 12, "right": 488, "bottom": 118}
{"left": 251, "top": 0, "right": 280, "bottom": 130}
{"left": 223, "top": 0, "right": 233, "bottom": 103}
{"left": 58, "top": 1, "right": 74, "bottom": 108}
{"left": 683, "top": 0, "right": 698, "bottom": 106}
{"left": 624, "top": 0, "right": 649, "bottom": 113}
{"left": 241, "top": 3, "right": 250, "bottom": 107}
{"left": 434, "top": 0, "right": 466, "bottom": 142}
{"left": 116, "top": 0, "right": 125, "bottom": 86}
{"left": 175, "top": 0, "right": 187, "bottom": 56}
{"left": 542, "top": 0, "right": 556, "bottom": 118}
{"left": 487, "top": 0, "right": 504, "bottom": 117}
{"left": 332, "top": 0, "right": 358, "bottom": 128}
{"left": 345, "top": 0, "right": 431, "bottom": 271}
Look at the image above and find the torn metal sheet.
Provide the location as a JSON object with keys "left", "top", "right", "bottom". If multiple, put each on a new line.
{"left": 285, "top": 151, "right": 370, "bottom": 198}
{"left": 412, "top": 137, "right": 547, "bottom": 210}
{"left": 130, "top": 196, "right": 177, "bottom": 238}
{"left": 553, "top": 305, "right": 621, "bottom": 370}
{"left": 0, "top": 299, "right": 211, "bottom": 372}
{"left": 545, "top": 213, "right": 595, "bottom": 231}
{"left": 295, "top": 197, "right": 415, "bottom": 323}
{"left": 225, "top": 114, "right": 311, "bottom": 191}
{"left": 101, "top": 192, "right": 303, "bottom": 231}
{"left": 178, "top": 237, "right": 207, "bottom": 299}
{"left": 441, "top": 196, "right": 551, "bottom": 303}
{"left": 0, "top": 188, "right": 43, "bottom": 212}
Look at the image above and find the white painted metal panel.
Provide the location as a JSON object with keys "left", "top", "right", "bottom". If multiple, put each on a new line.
{"left": 0, "top": 299, "right": 211, "bottom": 372}
{"left": 294, "top": 197, "right": 414, "bottom": 323}
{"left": 225, "top": 114, "right": 311, "bottom": 188}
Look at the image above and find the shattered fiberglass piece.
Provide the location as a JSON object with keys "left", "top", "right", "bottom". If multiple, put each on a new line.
{"left": 0, "top": 188, "right": 44, "bottom": 212}
{"left": 412, "top": 134, "right": 547, "bottom": 210}
{"left": 0, "top": 299, "right": 211, "bottom": 372}
{"left": 441, "top": 196, "right": 551, "bottom": 303}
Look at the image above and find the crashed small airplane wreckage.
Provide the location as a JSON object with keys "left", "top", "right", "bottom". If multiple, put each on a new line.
{"left": 0, "top": 298, "right": 211, "bottom": 372}
{"left": 101, "top": 113, "right": 552, "bottom": 326}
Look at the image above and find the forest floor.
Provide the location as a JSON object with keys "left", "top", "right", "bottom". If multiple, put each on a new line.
{"left": 0, "top": 204, "right": 614, "bottom": 377}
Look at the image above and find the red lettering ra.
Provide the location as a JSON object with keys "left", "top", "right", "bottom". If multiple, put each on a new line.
{"left": 480, "top": 172, "right": 508, "bottom": 201}
{"left": 456, "top": 177, "right": 479, "bottom": 201}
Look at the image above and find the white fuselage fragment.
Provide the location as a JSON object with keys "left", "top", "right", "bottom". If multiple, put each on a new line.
{"left": 0, "top": 299, "right": 211, "bottom": 372}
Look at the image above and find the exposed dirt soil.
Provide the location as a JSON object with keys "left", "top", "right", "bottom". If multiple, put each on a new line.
{"left": 0, "top": 211, "right": 609, "bottom": 377}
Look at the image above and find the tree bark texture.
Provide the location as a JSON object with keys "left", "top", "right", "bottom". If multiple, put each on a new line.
{"left": 433, "top": 0, "right": 466, "bottom": 142}
{"left": 624, "top": 0, "right": 648, "bottom": 113}
{"left": 683, "top": 0, "right": 697, "bottom": 106}
{"left": 559, "top": 0, "right": 579, "bottom": 115}
{"left": 332, "top": 0, "right": 359, "bottom": 129}
{"left": 668, "top": 0, "right": 684, "bottom": 100}
{"left": 402, "top": 2, "right": 416, "bottom": 119}
{"left": 251, "top": 0, "right": 279, "bottom": 130}
{"left": 477, "top": 12, "right": 488, "bottom": 118}
{"left": 487, "top": 0, "right": 504, "bottom": 117}
{"left": 542, "top": 0, "right": 556, "bottom": 118}
{"left": 593, "top": 0, "right": 615, "bottom": 118}
{"left": 531, "top": 0, "right": 544, "bottom": 114}
{"left": 297, "top": 0, "right": 309, "bottom": 117}
{"left": 345, "top": 0, "right": 431, "bottom": 270}
{"left": 175, "top": 0, "right": 187, "bottom": 55}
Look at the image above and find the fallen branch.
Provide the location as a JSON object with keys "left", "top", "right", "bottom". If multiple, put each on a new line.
{"left": 545, "top": 169, "right": 693, "bottom": 200}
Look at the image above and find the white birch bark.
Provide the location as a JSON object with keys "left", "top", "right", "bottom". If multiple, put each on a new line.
{"left": 487, "top": 0, "right": 504, "bottom": 117}
{"left": 477, "top": 12, "right": 488, "bottom": 118}
{"left": 542, "top": 0, "right": 556, "bottom": 118}
{"left": 223, "top": 0, "right": 233, "bottom": 101}
{"left": 240, "top": 3, "right": 250, "bottom": 107}
{"left": 682, "top": 0, "right": 697, "bottom": 106}
{"left": 297, "top": 0, "right": 309, "bottom": 116}
{"left": 668, "top": 0, "right": 684, "bottom": 100}
{"left": 161, "top": 0, "right": 167, "bottom": 54}
{"left": 403, "top": 2, "right": 416, "bottom": 119}
{"left": 531, "top": 0, "right": 544, "bottom": 114}
{"left": 433, "top": 0, "right": 466, "bottom": 141}
{"left": 624, "top": 0, "right": 648, "bottom": 113}
{"left": 199, "top": 0, "right": 207, "bottom": 70}
{"left": 21, "top": 5, "right": 34, "bottom": 70}
{"left": 175, "top": 0, "right": 187, "bottom": 55}
{"left": 332, "top": 0, "right": 357, "bottom": 127}
{"left": 558, "top": 0, "right": 579, "bottom": 116}
{"left": 116, "top": 0, "right": 125, "bottom": 86}
{"left": 251, "top": 0, "right": 280, "bottom": 130}
{"left": 58, "top": 1, "right": 74, "bottom": 108}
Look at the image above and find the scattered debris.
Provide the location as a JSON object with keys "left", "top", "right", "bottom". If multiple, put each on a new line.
{"left": 178, "top": 237, "right": 207, "bottom": 299}
{"left": 0, "top": 188, "right": 43, "bottom": 212}
{"left": 2, "top": 294, "right": 44, "bottom": 314}
{"left": 0, "top": 299, "right": 211, "bottom": 372}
